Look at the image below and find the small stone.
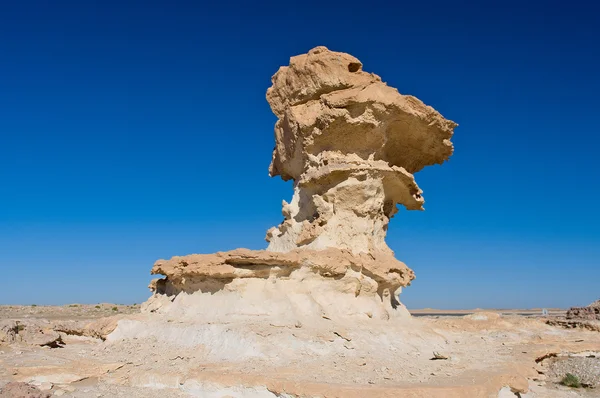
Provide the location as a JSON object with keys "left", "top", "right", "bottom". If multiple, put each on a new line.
{"left": 431, "top": 352, "right": 448, "bottom": 360}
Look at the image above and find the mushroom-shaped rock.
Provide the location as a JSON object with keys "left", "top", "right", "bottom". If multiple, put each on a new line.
{"left": 144, "top": 47, "right": 457, "bottom": 319}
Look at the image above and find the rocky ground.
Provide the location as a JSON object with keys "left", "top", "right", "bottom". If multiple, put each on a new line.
{"left": 1, "top": 305, "right": 599, "bottom": 397}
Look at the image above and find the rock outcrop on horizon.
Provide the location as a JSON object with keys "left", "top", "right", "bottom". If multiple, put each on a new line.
{"left": 145, "top": 47, "right": 457, "bottom": 320}
{"left": 566, "top": 299, "right": 600, "bottom": 321}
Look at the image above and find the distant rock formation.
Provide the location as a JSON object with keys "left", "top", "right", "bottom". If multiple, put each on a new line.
{"left": 145, "top": 47, "right": 457, "bottom": 320}
{"left": 566, "top": 299, "right": 600, "bottom": 321}
{"left": 546, "top": 299, "right": 600, "bottom": 332}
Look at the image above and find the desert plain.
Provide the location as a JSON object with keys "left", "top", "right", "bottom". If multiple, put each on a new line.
{"left": 1, "top": 303, "right": 599, "bottom": 397}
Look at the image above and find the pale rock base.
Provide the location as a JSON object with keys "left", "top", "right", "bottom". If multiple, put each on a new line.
{"left": 141, "top": 268, "right": 410, "bottom": 324}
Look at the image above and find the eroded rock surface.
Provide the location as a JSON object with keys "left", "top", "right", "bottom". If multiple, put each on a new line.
{"left": 567, "top": 299, "right": 600, "bottom": 321}
{"left": 0, "top": 320, "right": 62, "bottom": 347}
{"left": 147, "top": 245, "right": 418, "bottom": 322}
{"left": 547, "top": 299, "right": 600, "bottom": 332}
{"left": 265, "top": 46, "right": 456, "bottom": 255}
{"left": 146, "top": 250, "right": 414, "bottom": 321}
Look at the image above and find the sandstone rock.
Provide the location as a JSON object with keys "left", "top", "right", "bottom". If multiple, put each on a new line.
{"left": 547, "top": 299, "right": 600, "bottom": 332}
{"left": 142, "top": 46, "right": 456, "bottom": 320}
{"left": 144, "top": 265, "right": 410, "bottom": 323}
{"left": 265, "top": 46, "right": 456, "bottom": 256}
{"left": 82, "top": 316, "right": 121, "bottom": 340}
{"left": 0, "top": 320, "right": 21, "bottom": 343}
{"left": 566, "top": 298, "right": 600, "bottom": 321}
{"left": 151, "top": 247, "right": 413, "bottom": 294}
{"left": 0, "top": 320, "right": 63, "bottom": 347}
{"left": 53, "top": 318, "right": 121, "bottom": 341}
{"left": 24, "top": 330, "right": 63, "bottom": 348}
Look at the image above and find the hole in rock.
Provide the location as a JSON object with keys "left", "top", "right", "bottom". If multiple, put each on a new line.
{"left": 348, "top": 62, "right": 361, "bottom": 72}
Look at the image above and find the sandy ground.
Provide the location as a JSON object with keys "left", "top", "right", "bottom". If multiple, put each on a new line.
{"left": 0, "top": 304, "right": 139, "bottom": 320}
{"left": 410, "top": 308, "right": 567, "bottom": 317}
{"left": 1, "top": 305, "right": 599, "bottom": 397}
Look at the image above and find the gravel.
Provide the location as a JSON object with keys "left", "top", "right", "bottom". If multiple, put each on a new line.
{"left": 548, "top": 355, "right": 600, "bottom": 388}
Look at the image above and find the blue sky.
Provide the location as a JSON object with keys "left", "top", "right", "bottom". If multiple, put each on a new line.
{"left": 1, "top": 1, "right": 598, "bottom": 308}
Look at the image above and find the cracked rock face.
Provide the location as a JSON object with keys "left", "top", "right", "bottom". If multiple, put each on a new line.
{"left": 146, "top": 47, "right": 456, "bottom": 318}
{"left": 265, "top": 46, "right": 456, "bottom": 258}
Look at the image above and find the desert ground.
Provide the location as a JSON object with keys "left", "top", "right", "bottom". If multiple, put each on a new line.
{"left": 1, "top": 304, "right": 599, "bottom": 398}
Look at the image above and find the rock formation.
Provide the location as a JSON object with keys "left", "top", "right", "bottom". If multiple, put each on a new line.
{"left": 265, "top": 46, "right": 455, "bottom": 255}
{"left": 144, "top": 47, "right": 457, "bottom": 321}
{"left": 546, "top": 299, "right": 600, "bottom": 332}
{"left": 566, "top": 299, "right": 600, "bottom": 321}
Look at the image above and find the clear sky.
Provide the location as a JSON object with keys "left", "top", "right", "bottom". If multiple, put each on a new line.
{"left": 1, "top": 1, "right": 598, "bottom": 309}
